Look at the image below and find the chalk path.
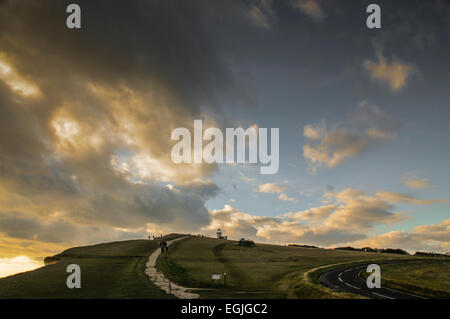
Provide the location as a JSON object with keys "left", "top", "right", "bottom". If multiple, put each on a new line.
{"left": 145, "top": 236, "right": 200, "bottom": 299}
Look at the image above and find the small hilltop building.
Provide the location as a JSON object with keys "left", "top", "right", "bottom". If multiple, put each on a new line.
{"left": 216, "top": 228, "right": 227, "bottom": 240}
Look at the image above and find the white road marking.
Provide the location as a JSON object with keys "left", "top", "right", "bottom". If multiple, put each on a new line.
{"left": 338, "top": 269, "right": 361, "bottom": 290}
{"left": 357, "top": 271, "right": 368, "bottom": 284}
{"left": 372, "top": 292, "right": 395, "bottom": 299}
{"left": 343, "top": 281, "right": 361, "bottom": 290}
{"left": 383, "top": 286, "right": 427, "bottom": 299}
{"left": 330, "top": 264, "right": 428, "bottom": 299}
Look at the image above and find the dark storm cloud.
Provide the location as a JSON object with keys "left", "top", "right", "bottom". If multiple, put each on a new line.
{"left": 0, "top": 211, "right": 80, "bottom": 243}
{"left": 179, "top": 182, "right": 221, "bottom": 199}
{"left": 0, "top": 0, "right": 261, "bottom": 245}
{"left": 0, "top": 0, "right": 255, "bottom": 112}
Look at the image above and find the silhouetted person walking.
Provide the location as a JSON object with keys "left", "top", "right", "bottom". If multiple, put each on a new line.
{"left": 160, "top": 240, "right": 167, "bottom": 254}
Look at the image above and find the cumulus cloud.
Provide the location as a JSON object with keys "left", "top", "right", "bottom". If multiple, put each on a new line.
{"left": 282, "top": 205, "right": 336, "bottom": 222}
{"left": 322, "top": 189, "right": 408, "bottom": 232}
{"left": 278, "top": 193, "right": 296, "bottom": 202}
{"left": 355, "top": 219, "right": 450, "bottom": 253}
{"left": 303, "top": 101, "right": 397, "bottom": 172}
{"left": 402, "top": 173, "right": 432, "bottom": 189}
{"left": 258, "top": 183, "right": 287, "bottom": 193}
{"left": 403, "top": 179, "right": 431, "bottom": 189}
{"left": 303, "top": 127, "right": 367, "bottom": 171}
{"left": 363, "top": 50, "right": 417, "bottom": 91}
{"left": 258, "top": 183, "right": 295, "bottom": 202}
{"left": 204, "top": 188, "right": 450, "bottom": 251}
{"left": 206, "top": 189, "right": 411, "bottom": 247}
{"left": 291, "top": 0, "right": 324, "bottom": 20}
{"left": 414, "top": 219, "right": 450, "bottom": 243}
{"left": 375, "top": 191, "right": 450, "bottom": 205}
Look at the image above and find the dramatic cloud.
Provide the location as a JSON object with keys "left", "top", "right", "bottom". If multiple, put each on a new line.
{"left": 363, "top": 50, "right": 417, "bottom": 91}
{"left": 303, "top": 101, "right": 397, "bottom": 172}
{"left": 0, "top": 0, "right": 258, "bottom": 258}
{"left": 247, "top": 0, "right": 275, "bottom": 29}
{"left": 291, "top": 0, "right": 324, "bottom": 20}
{"left": 1, "top": 1, "right": 449, "bottom": 273}
{"left": 0, "top": 54, "right": 40, "bottom": 97}
{"left": 205, "top": 188, "right": 449, "bottom": 251}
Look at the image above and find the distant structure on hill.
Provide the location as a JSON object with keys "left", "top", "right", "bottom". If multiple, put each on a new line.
{"left": 288, "top": 244, "right": 318, "bottom": 249}
{"left": 44, "top": 256, "right": 60, "bottom": 266}
{"left": 362, "top": 247, "right": 377, "bottom": 252}
{"left": 415, "top": 251, "right": 450, "bottom": 257}
{"left": 216, "top": 228, "right": 227, "bottom": 240}
{"left": 238, "top": 238, "right": 255, "bottom": 247}
{"left": 334, "top": 246, "right": 409, "bottom": 255}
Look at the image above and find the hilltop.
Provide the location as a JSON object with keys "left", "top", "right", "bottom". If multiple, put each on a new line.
{"left": 0, "top": 234, "right": 182, "bottom": 298}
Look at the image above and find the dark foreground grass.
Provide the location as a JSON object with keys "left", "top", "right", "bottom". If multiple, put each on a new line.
{"left": 0, "top": 235, "right": 182, "bottom": 298}
{"left": 156, "top": 236, "right": 413, "bottom": 298}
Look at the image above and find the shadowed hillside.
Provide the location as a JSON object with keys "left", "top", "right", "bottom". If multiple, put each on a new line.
{"left": 0, "top": 234, "right": 183, "bottom": 298}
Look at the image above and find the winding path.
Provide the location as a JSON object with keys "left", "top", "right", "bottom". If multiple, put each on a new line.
{"left": 145, "top": 236, "right": 199, "bottom": 299}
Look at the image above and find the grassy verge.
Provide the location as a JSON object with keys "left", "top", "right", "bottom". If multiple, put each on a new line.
{"left": 360, "top": 259, "right": 450, "bottom": 298}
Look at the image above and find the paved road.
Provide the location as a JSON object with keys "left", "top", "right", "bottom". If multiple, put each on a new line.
{"left": 319, "top": 262, "right": 427, "bottom": 299}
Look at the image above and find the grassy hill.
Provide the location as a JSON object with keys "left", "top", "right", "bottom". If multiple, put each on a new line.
{"left": 1, "top": 234, "right": 447, "bottom": 299}
{"left": 156, "top": 236, "right": 415, "bottom": 298}
{"left": 0, "top": 234, "right": 182, "bottom": 298}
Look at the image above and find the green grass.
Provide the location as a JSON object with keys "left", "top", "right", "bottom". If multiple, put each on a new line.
{"left": 2, "top": 235, "right": 447, "bottom": 299}
{"left": 0, "top": 234, "right": 182, "bottom": 298}
{"left": 156, "top": 236, "right": 414, "bottom": 298}
{"left": 361, "top": 259, "right": 450, "bottom": 298}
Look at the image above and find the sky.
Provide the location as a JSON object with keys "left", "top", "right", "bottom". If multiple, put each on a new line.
{"left": 0, "top": 0, "right": 449, "bottom": 277}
